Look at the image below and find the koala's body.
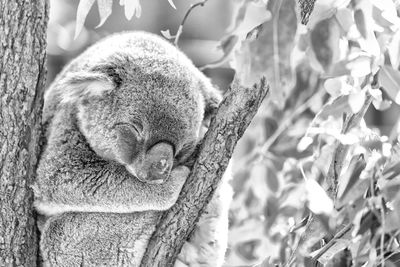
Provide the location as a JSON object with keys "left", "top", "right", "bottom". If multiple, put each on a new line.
{"left": 34, "top": 32, "right": 232, "bottom": 266}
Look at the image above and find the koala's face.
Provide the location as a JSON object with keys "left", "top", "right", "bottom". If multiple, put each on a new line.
{"left": 76, "top": 68, "right": 204, "bottom": 184}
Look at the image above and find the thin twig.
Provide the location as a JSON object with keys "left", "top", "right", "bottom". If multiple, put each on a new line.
{"left": 382, "top": 249, "right": 400, "bottom": 262}
{"left": 232, "top": 90, "right": 323, "bottom": 174}
{"left": 174, "top": 0, "right": 209, "bottom": 46}
{"left": 312, "top": 224, "right": 353, "bottom": 261}
{"left": 261, "top": 89, "right": 325, "bottom": 154}
{"left": 326, "top": 94, "right": 373, "bottom": 199}
{"left": 272, "top": 0, "right": 283, "bottom": 93}
{"left": 284, "top": 215, "right": 312, "bottom": 267}
{"left": 380, "top": 197, "right": 386, "bottom": 267}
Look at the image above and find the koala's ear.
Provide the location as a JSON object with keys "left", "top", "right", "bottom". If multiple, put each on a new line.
{"left": 59, "top": 71, "right": 115, "bottom": 104}
{"left": 199, "top": 80, "right": 223, "bottom": 122}
{"left": 198, "top": 80, "right": 222, "bottom": 139}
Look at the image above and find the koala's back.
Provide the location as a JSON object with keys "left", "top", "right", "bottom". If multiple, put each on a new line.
{"left": 44, "top": 31, "right": 204, "bottom": 125}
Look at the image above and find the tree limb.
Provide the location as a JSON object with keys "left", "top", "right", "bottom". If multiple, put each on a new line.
{"left": 140, "top": 76, "right": 270, "bottom": 266}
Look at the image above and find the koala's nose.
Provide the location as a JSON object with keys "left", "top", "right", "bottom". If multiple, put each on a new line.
{"left": 146, "top": 142, "right": 174, "bottom": 184}
{"left": 148, "top": 156, "right": 173, "bottom": 183}
{"left": 126, "top": 142, "right": 174, "bottom": 184}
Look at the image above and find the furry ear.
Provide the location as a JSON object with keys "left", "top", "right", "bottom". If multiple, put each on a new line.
{"left": 197, "top": 79, "right": 222, "bottom": 139}
{"left": 58, "top": 71, "right": 115, "bottom": 104}
{"left": 199, "top": 79, "right": 223, "bottom": 124}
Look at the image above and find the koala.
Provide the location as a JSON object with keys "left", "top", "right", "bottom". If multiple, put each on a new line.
{"left": 33, "top": 31, "right": 232, "bottom": 267}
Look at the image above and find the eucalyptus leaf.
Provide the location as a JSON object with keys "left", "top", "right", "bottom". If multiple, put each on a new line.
{"left": 378, "top": 65, "right": 400, "bottom": 105}
{"left": 96, "top": 0, "right": 112, "bottom": 28}
{"left": 75, "top": 0, "right": 96, "bottom": 39}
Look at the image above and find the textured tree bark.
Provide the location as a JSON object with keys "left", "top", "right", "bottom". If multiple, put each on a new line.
{"left": 298, "top": 0, "right": 316, "bottom": 25}
{"left": 0, "top": 1, "right": 48, "bottom": 266}
{"left": 140, "top": 77, "right": 270, "bottom": 266}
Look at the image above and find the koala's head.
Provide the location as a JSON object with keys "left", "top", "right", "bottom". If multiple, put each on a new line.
{"left": 57, "top": 51, "right": 221, "bottom": 184}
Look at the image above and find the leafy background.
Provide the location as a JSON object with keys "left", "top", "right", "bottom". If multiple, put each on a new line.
{"left": 46, "top": 0, "right": 400, "bottom": 266}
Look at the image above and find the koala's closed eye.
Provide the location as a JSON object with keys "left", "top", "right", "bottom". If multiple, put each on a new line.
{"left": 114, "top": 122, "right": 142, "bottom": 138}
{"left": 114, "top": 123, "right": 143, "bottom": 164}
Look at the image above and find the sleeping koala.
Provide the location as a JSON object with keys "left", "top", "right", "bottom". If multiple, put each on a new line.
{"left": 33, "top": 31, "right": 232, "bottom": 267}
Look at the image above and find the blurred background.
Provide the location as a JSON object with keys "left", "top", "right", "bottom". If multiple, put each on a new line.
{"left": 46, "top": 0, "right": 235, "bottom": 93}
{"left": 46, "top": 0, "right": 400, "bottom": 137}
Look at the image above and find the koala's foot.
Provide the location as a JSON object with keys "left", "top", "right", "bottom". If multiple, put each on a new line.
{"left": 176, "top": 180, "right": 232, "bottom": 267}
{"left": 174, "top": 259, "right": 190, "bottom": 267}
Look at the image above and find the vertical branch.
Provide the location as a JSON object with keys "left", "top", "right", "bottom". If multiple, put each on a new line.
{"left": 0, "top": 0, "right": 49, "bottom": 266}
{"left": 140, "top": 77, "right": 270, "bottom": 266}
{"left": 272, "top": 0, "right": 283, "bottom": 91}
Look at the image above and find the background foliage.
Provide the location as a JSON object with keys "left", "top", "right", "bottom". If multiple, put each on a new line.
{"left": 47, "top": 0, "right": 400, "bottom": 266}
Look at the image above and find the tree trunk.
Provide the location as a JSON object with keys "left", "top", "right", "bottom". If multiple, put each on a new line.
{"left": 0, "top": 1, "right": 49, "bottom": 266}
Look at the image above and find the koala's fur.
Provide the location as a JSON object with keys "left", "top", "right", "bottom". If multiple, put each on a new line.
{"left": 33, "top": 31, "right": 232, "bottom": 266}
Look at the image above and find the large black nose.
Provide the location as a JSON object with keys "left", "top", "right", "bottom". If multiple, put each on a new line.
{"left": 148, "top": 156, "right": 172, "bottom": 183}
{"left": 126, "top": 142, "right": 174, "bottom": 184}
{"left": 146, "top": 142, "right": 174, "bottom": 184}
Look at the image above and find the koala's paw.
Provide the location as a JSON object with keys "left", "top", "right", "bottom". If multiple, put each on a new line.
{"left": 169, "top": 165, "right": 191, "bottom": 186}
{"left": 177, "top": 241, "right": 223, "bottom": 267}
{"left": 177, "top": 242, "right": 199, "bottom": 267}
{"left": 163, "top": 165, "right": 190, "bottom": 206}
{"left": 174, "top": 258, "right": 190, "bottom": 267}
{"left": 176, "top": 180, "right": 232, "bottom": 267}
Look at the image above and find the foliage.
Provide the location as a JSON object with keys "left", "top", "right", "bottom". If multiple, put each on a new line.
{"left": 74, "top": 0, "right": 175, "bottom": 38}
{"left": 223, "top": 0, "right": 400, "bottom": 266}
{"left": 73, "top": 0, "right": 400, "bottom": 266}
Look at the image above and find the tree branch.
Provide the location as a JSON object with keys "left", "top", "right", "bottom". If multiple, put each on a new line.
{"left": 140, "top": 76, "right": 270, "bottom": 266}
{"left": 174, "top": 0, "right": 209, "bottom": 46}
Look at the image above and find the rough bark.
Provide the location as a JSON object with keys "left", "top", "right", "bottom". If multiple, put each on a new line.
{"left": 0, "top": 1, "right": 48, "bottom": 266}
{"left": 298, "top": 0, "right": 316, "bottom": 25}
{"left": 141, "top": 77, "right": 270, "bottom": 266}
